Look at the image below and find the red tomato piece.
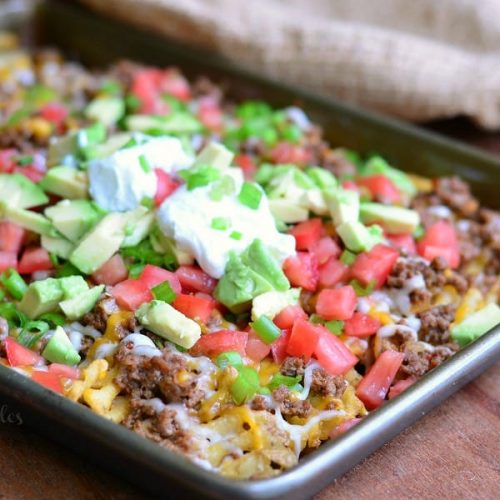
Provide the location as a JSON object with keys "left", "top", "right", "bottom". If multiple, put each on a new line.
{"left": 39, "top": 102, "right": 68, "bottom": 124}
{"left": 313, "top": 327, "right": 359, "bottom": 375}
{"left": 131, "top": 68, "right": 162, "bottom": 114}
{"left": 270, "top": 329, "right": 291, "bottom": 364}
{"left": 0, "top": 221, "right": 25, "bottom": 253}
{"left": 341, "top": 180, "right": 359, "bottom": 192}
{"left": 140, "top": 264, "right": 182, "bottom": 294}
{"left": 316, "top": 286, "right": 357, "bottom": 321}
{"left": 198, "top": 101, "right": 223, "bottom": 131}
{"left": 417, "top": 220, "right": 460, "bottom": 269}
{"left": 190, "top": 330, "right": 248, "bottom": 357}
{"left": 5, "top": 337, "right": 43, "bottom": 367}
{"left": 173, "top": 293, "right": 215, "bottom": 323}
{"left": 154, "top": 168, "right": 179, "bottom": 207}
{"left": 329, "top": 418, "right": 362, "bottom": 439}
{"left": 350, "top": 244, "right": 399, "bottom": 289}
{"left": 48, "top": 363, "right": 80, "bottom": 380}
{"left": 0, "top": 251, "right": 17, "bottom": 273}
{"left": 286, "top": 318, "right": 321, "bottom": 360}
{"left": 17, "top": 247, "right": 52, "bottom": 274}
{"left": 234, "top": 154, "right": 256, "bottom": 180}
{"left": 31, "top": 370, "right": 63, "bottom": 394}
{"left": 388, "top": 377, "right": 416, "bottom": 400}
{"left": 175, "top": 265, "right": 217, "bottom": 294}
{"left": 386, "top": 233, "right": 416, "bottom": 255}
{"left": 356, "top": 350, "right": 405, "bottom": 409}
{"left": 112, "top": 279, "right": 153, "bottom": 311}
{"left": 245, "top": 331, "right": 272, "bottom": 362}
{"left": 318, "top": 257, "right": 349, "bottom": 289}
{"left": 344, "top": 312, "right": 380, "bottom": 337}
{"left": 273, "top": 305, "right": 307, "bottom": 330}
{"left": 160, "top": 69, "right": 191, "bottom": 101}
{"left": 311, "top": 236, "right": 341, "bottom": 265}
{"left": 270, "top": 142, "right": 312, "bottom": 165}
{"left": 283, "top": 252, "right": 319, "bottom": 291}
{"left": 92, "top": 254, "right": 128, "bottom": 286}
{"left": 357, "top": 175, "right": 400, "bottom": 203}
{"left": 0, "top": 149, "right": 17, "bottom": 173}
{"left": 289, "top": 218, "right": 323, "bottom": 251}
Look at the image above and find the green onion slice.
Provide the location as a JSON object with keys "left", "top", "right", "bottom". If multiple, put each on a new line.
{"left": 151, "top": 281, "right": 177, "bottom": 304}
{"left": 268, "top": 373, "right": 302, "bottom": 391}
{"left": 230, "top": 367, "right": 260, "bottom": 405}
{"left": 251, "top": 315, "right": 281, "bottom": 344}
{"left": 216, "top": 351, "right": 243, "bottom": 369}
{"left": 238, "top": 182, "right": 262, "bottom": 209}
{"left": 340, "top": 249, "right": 357, "bottom": 265}
{"left": 0, "top": 269, "right": 28, "bottom": 300}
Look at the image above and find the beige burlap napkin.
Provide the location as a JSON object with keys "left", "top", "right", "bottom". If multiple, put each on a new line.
{"left": 80, "top": 0, "right": 500, "bottom": 129}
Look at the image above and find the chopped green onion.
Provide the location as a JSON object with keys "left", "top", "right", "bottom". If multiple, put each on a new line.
{"left": 55, "top": 262, "right": 83, "bottom": 278}
{"left": 211, "top": 217, "right": 231, "bottom": 231}
{"left": 261, "top": 127, "right": 278, "bottom": 146}
{"left": 140, "top": 197, "right": 155, "bottom": 209}
{"left": 39, "top": 312, "right": 66, "bottom": 327}
{"left": 238, "top": 182, "right": 262, "bottom": 210}
{"left": 236, "top": 101, "right": 272, "bottom": 120}
{"left": 209, "top": 175, "right": 235, "bottom": 201}
{"left": 138, "top": 154, "right": 152, "bottom": 173}
{"left": 230, "top": 367, "right": 260, "bottom": 405}
{"left": 0, "top": 303, "right": 27, "bottom": 328}
{"left": 230, "top": 231, "right": 243, "bottom": 241}
{"left": 0, "top": 289, "right": 5, "bottom": 301}
{"left": 268, "top": 373, "right": 302, "bottom": 391}
{"left": 282, "top": 124, "right": 302, "bottom": 143}
{"left": 125, "top": 94, "right": 141, "bottom": 111}
{"left": 124, "top": 222, "right": 135, "bottom": 237}
{"left": 216, "top": 351, "right": 243, "bottom": 369}
{"left": 17, "top": 320, "right": 50, "bottom": 348}
{"left": 179, "top": 165, "right": 221, "bottom": 191}
{"left": 151, "top": 281, "right": 177, "bottom": 304}
{"left": 0, "top": 269, "right": 27, "bottom": 300}
{"left": 325, "top": 320, "right": 344, "bottom": 335}
{"left": 49, "top": 252, "right": 59, "bottom": 266}
{"left": 128, "top": 263, "right": 145, "bottom": 279}
{"left": 100, "top": 80, "right": 121, "bottom": 95}
{"left": 251, "top": 315, "right": 281, "bottom": 344}
{"left": 257, "top": 386, "right": 271, "bottom": 395}
{"left": 309, "top": 314, "right": 323, "bottom": 325}
{"left": 15, "top": 155, "right": 33, "bottom": 166}
{"left": 340, "top": 249, "right": 357, "bottom": 265}
{"left": 290, "top": 383, "right": 304, "bottom": 393}
{"left": 121, "top": 240, "right": 165, "bottom": 267}
{"left": 413, "top": 224, "right": 425, "bottom": 240}
{"left": 350, "top": 279, "right": 376, "bottom": 297}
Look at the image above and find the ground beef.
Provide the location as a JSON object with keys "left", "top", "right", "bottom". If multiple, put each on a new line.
{"left": 400, "top": 346, "right": 431, "bottom": 377}
{"left": 280, "top": 357, "right": 305, "bottom": 377}
{"left": 79, "top": 335, "right": 94, "bottom": 358}
{"left": 429, "top": 343, "right": 459, "bottom": 369}
{"left": 417, "top": 304, "right": 456, "bottom": 344}
{"left": 435, "top": 176, "right": 479, "bottom": 217}
{"left": 310, "top": 369, "right": 346, "bottom": 398}
{"left": 82, "top": 295, "right": 122, "bottom": 333}
{"left": 272, "top": 386, "right": 312, "bottom": 419}
{"left": 409, "top": 288, "right": 432, "bottom": 306}
{"left": 250, "top": 395, "right": 271, "bottom": 411}
{"left": 317, "top": 147, "right": 358, "bottom": 178}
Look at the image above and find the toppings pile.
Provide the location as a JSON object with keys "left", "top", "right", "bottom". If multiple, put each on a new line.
{"left": 0, "top": 43, "right": 499, "bottom": 479}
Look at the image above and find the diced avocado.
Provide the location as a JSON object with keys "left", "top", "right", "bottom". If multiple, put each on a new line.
{"left": 58, "top": 276, "right": 89, "bottom": 299}
{"left": 45, "top": 200, "right": 101, "bottom": 242}
{"left": 69, "top": 212, "right": 128, "bottom": 274}
{"left": 80, "top": 132, "right": 132, "bottom": 160}
{"left": 269, "top": 199, "right": 308, "bottom": 223}
{"left": 122, "top": 208, "right": 155, "bottom": 248}
{"left": 41, "top": 234, "right": 74, "bottom": 259}
{"left": 0, "top": 173, "right": 48, "bottom": 208}
{"left": 18, "top": 278, "right": 63, "bottom": 319}
{"left": 136, "top": 300, "right": 201, "bottom": 349}
{"left": 305, "top": 167, "right": 338, "bottom": 189}
{"left": 451, "top": 303, "right": 500, "bottom": 347}
{"left": 149, "top": 229, "right": 193, "bottom": 265}
{"left": 1, "top": 204, "right": 54, "bottom": 236}
{"left": 362, "top": 156, "right": 417, "bottom": 197}
{"left": 299, "top": 188, "right": 328, "bottom": 216}
{"left": 126, "top": 112, "right": 203, "bottom": 134}
{"left": 85, "top": 96, "right": 125, "bottom": 127}
{"left": 324, "top": 188, "right": 360, "bottom": 226}
{"left": 40, "top": 166, "right": 89, "bottom": 199}
{"left": 251, "top": 288, "right": 300, "bottom": 321}
{"left": 59, "top": 285, "right": 104, "bottom": 320}
{"left": 42, "top": 326, "right": 81, "bottom": 365}
{"left": 360, "top": 202, "right": 420, "bottom": 234}
{"left": 337, "top": 221, "right": 383, "bottom": 252}
{"left": 266, "top": 168, "right": 311, "bottom": 200}
{"left": 193, "top": 142, "right": 234, "bottom": 170}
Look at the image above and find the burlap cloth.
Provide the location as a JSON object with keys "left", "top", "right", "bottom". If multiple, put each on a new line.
{"left": 80, "top": 0, "right": 500, "bottom": 129}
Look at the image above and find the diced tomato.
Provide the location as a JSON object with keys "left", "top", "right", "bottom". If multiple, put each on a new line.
{"left": 350, "top": 244, "right": 399, "bottom": 289}
{"left": 341, "top": 180, "right": 359, "bottom": 192}
{"left": 356, "top": 350, "right": 405, "bottom": 409}
{"left": 31, "top": 370, "right": 63, "bottom": 394}
{"left": 131, "top": 68, "right": 163, "bottom": 114}
{"left": 273, "top": 305, "right": 307, "bottom": 330}
{"left": 154, "top": 168, "right": 179, "bottom": 207}
{"left": 0, "top": 149, "right": 17, "bottom": 173}
{"left": 344, "top": 312, "right": 380, "bottom": 337}
{"left": 286, "top": 318, "right": 320, "bottom": 360}
{"left": 417, "top": 221, "right": 460, "bottom": 269}
{"left": 311, "top": 236, "right": 341, "bottom": 265}
{"left": 198, "top": 100, "right": 223, "bottom": 131}
{"left": 140, "top": 264, "right": 182, "bottom": 294}
{"left": 160, "top": 69, "right": 191, "bottom": 101}
{"left": 39, "top": 102, "right": 67, "bottom": 124}
{"left": 175, "top": 265, "right": 217, "bottom": 294}
{"left": 318, "top": 257, "right": 349, "bottom": 289}
{"left": 0, "top": 251, "right": 17, "bottom": 273}
{"left": 270, "top": 142, "right": 312, "bottom": 165}
{"left": 92, "top": 254, "right": 128, "bottom": 286}
{"left": 245, "top": 331, "right": 271, "bottom": 362}
{"left": 388, "top": 377, "right": 416, "bottom": 400}
{"left": 329, "top": 418, "right": 362, "bottom": 439}
{"left": 289, "top": 218, "right": 323, "bottom": 251}
{"left": 190, "top": 330, "right": 248, "bottom": 357}
{"left": 313, "top": 327, "right": 359, "bottom": 375}
{"left": 316, "top": 286, "right": 357, "bottom": 321}
{"left": 48, "top": 363, "right": 80, "bottom": 380}
{"left": 112, "top": 279, "right": 153, "bottom": 311}
{"left": 283, "top": 252, "right": 319, "bottom": 291}
{"left": 386, "top": 233, "right": 416, "bottom": 255}
{"left": 234, "top": 154, "right": 256, "bottom": 180}
{"left": 270, "top": 329, "right": 291, "bottom": 364}
{"left": 357, "top": 175, "right": 400, "bottom": 203}
{"left": 5, "top": 337, "right": 43, "bottom": 367}
{"left": 17, "top": 247, "right": 52, "bottom": 274}
{"left": 173, "top": 293, "right": 215, "bottom": 323}
{"left": 0, "top": 221, "right": 25, "bottom": 253}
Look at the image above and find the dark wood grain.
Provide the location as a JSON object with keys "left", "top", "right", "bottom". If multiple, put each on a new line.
{"left": 0, "top": 122, "right": 498, "bottom": 499}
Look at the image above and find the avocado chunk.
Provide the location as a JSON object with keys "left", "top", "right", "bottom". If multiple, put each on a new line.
{"left": 1, "top": 204, "right": 54, "bottom": 236}
{"left": 45, "top": 200, "right": 102, "bottom": 242}
{"left": 80, "top": 132, "right": 132, "bottom": 160}
{"left": 360, "top": 202, "right": 420, "bottom": 234}
{"left": 136, "top": 300, "right": 201, "bottom": 349}
{"left": 0, "top": 173, "right": 48, "bottom": 208}
{"left": 126, "top": 112, "right": 203, "bottom": 135}
{"left": 69, "top": 212, "right": 130, "bottom": 274}
{"left": 362, "top": 156, "right": 417, "bottom": 197}
{"left": 41, "top": 234, "right": 74, "bottom": 259}
{"left": 251, "top": 288, "right": 300, "bottom": 321}
{"left": 305, "top": 167, "right": 338, "bottom": 189}
{"left": 42, "top": 326, "right": 81, "bottom": 366}
{"left": 40, "top": 166, "right": 89, "bottom": 199}
{"left": 451, "top": 303, "right": 500, "bottom": 347}
{"left": 324, "top": 188, "right": 360, "bottom": 226}
{"left": 58, "top": 276, "right": 89, "bottom": 299}
{"left": 268, "top": 198, "right": 309, "bottom": 223}
{"left": 59, "top": 285, "right": 104, "bottom": 320}
{"left": 337, "top": 221, "right": 383, "bottom": 252}
{"left": 193, "top": 142, "right": 234, "bottom": 170}
{"left": 121, "top": 208, "right": 155, "bottom": 248}
{"left": 85, "top": 96, "right": 125, "bottom": 127}
{"left": 18, "top": 278, "right": 63, "bottom": 319}
{"left": 149, "top": 229, "right": 194, "bottom": 265}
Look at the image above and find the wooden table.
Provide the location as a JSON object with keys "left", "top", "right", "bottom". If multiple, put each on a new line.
{"left": 0, "top": 120, "right": 499, "bottom": 499}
